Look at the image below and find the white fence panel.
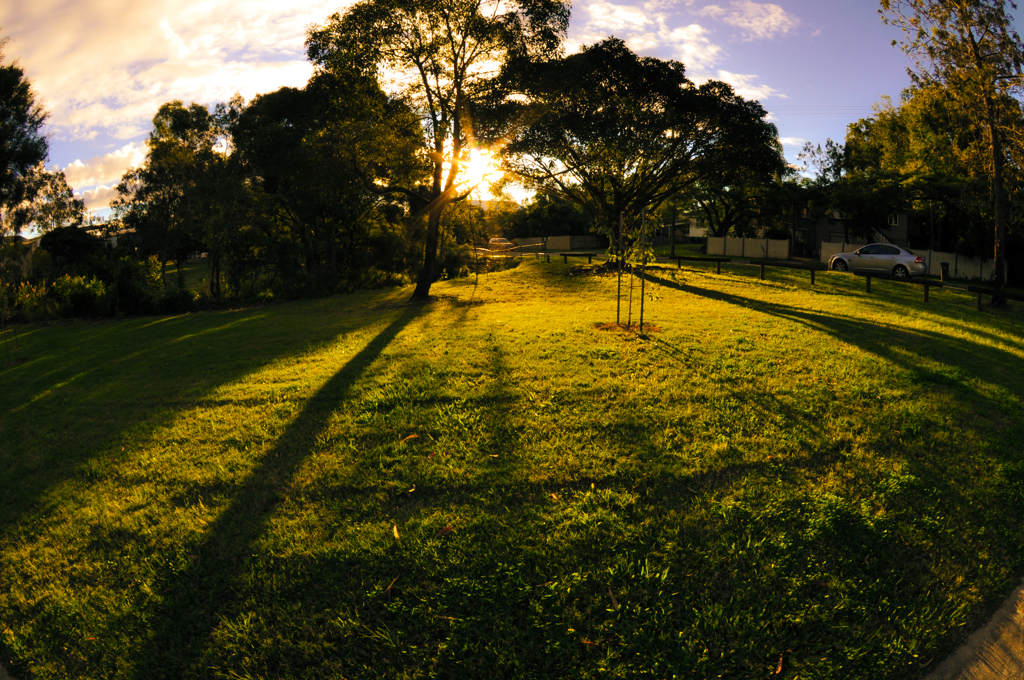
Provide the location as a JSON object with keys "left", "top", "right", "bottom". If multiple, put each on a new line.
{"left": 545, "top": 235, "right": 571, "bottom": 250}
{"left": 724, "top": 238, "right": 744, "bottom": 257}
{"left": 908, "top": 249, "right": 1008, "bottom": 281}
{"left": 707, "top": 236, "right": 726, "bottom": 256}
{"left": 767, "top": 239, "right": 790, "bottom": 259}
{"left": 742, "top": 238, "right": 767, "bottom": 258}
{"left": 820, "top": 241, "right": 847, "bottom": 264}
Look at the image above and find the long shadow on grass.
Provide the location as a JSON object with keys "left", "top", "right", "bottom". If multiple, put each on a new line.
{"left": 0, "top": 297, "right": 404, "bottom": 530}
{"left": 124, "top": 302, "right": 424, "bottom": 679}
{"left": 643, "top": 271, "right": 1024, "bottom": 402}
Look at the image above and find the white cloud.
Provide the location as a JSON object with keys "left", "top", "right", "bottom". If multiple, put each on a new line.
{"left": 78, "top": 185, "right": 120, "bottom": 211}
{"left": 700, "top": 0, "right": 800, "bottom": 41}
{"left": 59, "top": 142, "right": 148, "bottom": 191}
{"left": 779, "top": 137, "right": 807, "bottom": 147}
{"left": 2, "top": 0, "right": 339, "bottom": 141}
{"left": 569, "top": 1, "right": 724, "bottom": 74}
{"left": 716, "top": 70, "right": 781, "bottom": 101}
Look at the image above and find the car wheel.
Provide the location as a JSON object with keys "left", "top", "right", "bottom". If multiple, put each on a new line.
{"left": 893, "top": 265, "right": 909, "bottom": 278}
{"left": 832, "top": 259, "right": 848, "bottom": 272}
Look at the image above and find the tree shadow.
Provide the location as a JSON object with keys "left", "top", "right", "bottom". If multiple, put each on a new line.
{"left": 642, "top": 270, "right": 1024, "bottom": 401}
{"left": 0, "top": 294, "right": 410, "bottom": 529}
{"left": 127, "top": 301, "right": 424, "bottom": 678}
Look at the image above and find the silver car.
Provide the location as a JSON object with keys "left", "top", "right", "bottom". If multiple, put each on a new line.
{"left": 829, "top": 243, "right": 927, "bottom": 278}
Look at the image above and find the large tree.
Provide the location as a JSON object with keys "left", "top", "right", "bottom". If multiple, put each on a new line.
{"left": 500, "top": 39, "right": 782, "bottom": 257}
{"left": 306, "top": 0, "right": 570, "bottom": 299}
{"left": 113, "top": 101, "right": 232, "bottom": 292}
{"left": 0, "top": 37, "right": 49, "bottom": 232}
{"left": 231, "top": 70, "right": 424, "bottom": 294}
{"left": 881, "top": 0, "right": 1024, "bottom": 302}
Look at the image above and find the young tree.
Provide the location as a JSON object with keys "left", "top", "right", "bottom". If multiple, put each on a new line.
{"left": 881, "top": 0, "right": 1024, "bottom": 302}
{"left": 306, "top": 0, "right": 570, "bottom": 299}
{"left": 0, "top": 37, "right": 49, "bottom": 232}
{"left": 500, "top": 39, "right": 782, "bottom": 257}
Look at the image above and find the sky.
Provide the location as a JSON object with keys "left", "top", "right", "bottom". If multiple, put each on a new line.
{"left": 1, "top": 0, "right": 931, "bottom": 215}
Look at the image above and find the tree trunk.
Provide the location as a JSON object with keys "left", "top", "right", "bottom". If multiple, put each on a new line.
{"left": 412, "top": 206, "right": 443, "bottom": 300}
{"left": 986, "top": 95, "right": 1007, "bottom": 306}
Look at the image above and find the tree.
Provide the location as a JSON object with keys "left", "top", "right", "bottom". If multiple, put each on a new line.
{"left": 231, "top": 70, "right": 424, "bottom": 294}
{"left": 306, "top": 0, "right": 570, "bottom": 299}
{"left": 2, "top": 165, "right": 86, "bottom": 234}
{"left": 504, "top": 192, "right": 594, "bottom": 240}
{"left": 0, "top": 37, "right": 49, "bottom": 233}
{"left": 500, "top": 39, "right": 782, "bottom": 258}
{"left": 843, "top": 85, "right": 1010, "bottom": 253}
{"left": 114, "top": 101, "right": 228, "bottom": 291}
{"left": 881, "top": 0, "right": 1024, "bottom": 302}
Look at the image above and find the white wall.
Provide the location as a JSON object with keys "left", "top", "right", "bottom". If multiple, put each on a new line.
{"left": 708, "top": 237, "right": 790, "bottom": 259}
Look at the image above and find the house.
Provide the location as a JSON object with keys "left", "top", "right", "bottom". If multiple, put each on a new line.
{"left": 792, "top": 209, "right": 910, "bottom": 257}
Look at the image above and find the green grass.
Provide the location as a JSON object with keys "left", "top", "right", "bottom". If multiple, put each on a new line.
{"left": 652, "top": 242, "right": 705, "bottom": 258}
{"left": 2, "top": 260, "right": 1023, "bottom": 679}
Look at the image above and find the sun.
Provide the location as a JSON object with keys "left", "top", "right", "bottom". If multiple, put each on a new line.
{"left": 457, "top": 148, "right": 502, "bottom": 196}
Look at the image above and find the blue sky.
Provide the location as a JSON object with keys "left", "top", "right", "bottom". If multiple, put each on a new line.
{"left": 0, "top": 0, "right": 954, "bottom": 214}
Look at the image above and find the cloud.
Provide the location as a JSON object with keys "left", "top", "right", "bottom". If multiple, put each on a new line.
{"left": 715, "top": 70, "right": 782, "bottom": 101}
{"left": 59, "top": 142, "right": 148, "bottom": 191}
{"left": 778, "top": 137, "right": 807, "bottom": 147}
{"left": 78, "top": 185, "right": 120, "bottom": 212}
{"left": 569, "top": 0, "right": 724, "bottom": 73}
{"left": 700, "top": 0, "right": 800, "bottom": 40}
{"left": 2, "top": 0, "right": 340, "bottom": 141}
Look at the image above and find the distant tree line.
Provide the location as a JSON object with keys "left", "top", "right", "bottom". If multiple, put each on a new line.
{"left": 4, "top": 0, "right": 1020, "bottom": 318}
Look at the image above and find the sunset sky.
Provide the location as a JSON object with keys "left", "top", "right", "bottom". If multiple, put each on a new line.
{"left": 1, "top": 0, "right": 987, "bottom": 215}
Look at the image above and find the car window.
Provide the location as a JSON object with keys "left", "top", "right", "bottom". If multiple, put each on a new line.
{"left": 879, "top": 245, "right": 900, "bottom": 255}
{"left": 858, "top": 245, "right": 879, "bottom": 255}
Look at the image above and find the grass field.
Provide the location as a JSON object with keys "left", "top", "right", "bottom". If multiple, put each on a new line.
{"left": 1, "top": 259, "right": 1023, "bottom": 679}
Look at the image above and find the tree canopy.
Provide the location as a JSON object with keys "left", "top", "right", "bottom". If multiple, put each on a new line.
{"left": 306, "top": 0, "right": 571, "bottom": 298}
{"left": 881, "top": 0, "right": 1024, "bottom": 300}
{"left": 0, "top": 37, "right": 49, "bottom": 232}
{"left": 499, "top": 38, "right": 782, "bottom": 255}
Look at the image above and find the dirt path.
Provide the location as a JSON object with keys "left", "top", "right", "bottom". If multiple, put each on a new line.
{"left": 926, "top": 579, "right": 1024, "bottom": 680}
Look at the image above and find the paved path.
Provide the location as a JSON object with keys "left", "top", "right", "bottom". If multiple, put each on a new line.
{"left": 926, "top": 579, "right": 1024, "bottom": 680}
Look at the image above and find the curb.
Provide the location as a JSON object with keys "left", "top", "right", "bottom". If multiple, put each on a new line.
{"left": 926, "top": 579, "right": 1024, "bottom": 680}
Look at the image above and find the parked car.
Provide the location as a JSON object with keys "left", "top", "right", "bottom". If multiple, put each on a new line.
{"left": 829, "top": 243, "right": 927, "bottom": 278}
{"left": 487, "top": 237, "right": 515, "bottom": 252}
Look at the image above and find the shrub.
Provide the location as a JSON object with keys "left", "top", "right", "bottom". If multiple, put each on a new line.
{"left": 49, "top": 275, "right": 107, "bottom": 318}
{"left": 112, "top": 256, "right": 162, "bottom": 315}
{"left": 155, "top": 286, "right": 200, "bottom": 315}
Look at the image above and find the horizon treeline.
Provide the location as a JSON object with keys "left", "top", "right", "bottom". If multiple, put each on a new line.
{"left": 3, "top": 0, "right": 1024, "bottom": 320}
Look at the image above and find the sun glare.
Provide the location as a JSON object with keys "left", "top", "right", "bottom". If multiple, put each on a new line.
{"left": 457, "top": 149, "right": 501, "bottom": 197}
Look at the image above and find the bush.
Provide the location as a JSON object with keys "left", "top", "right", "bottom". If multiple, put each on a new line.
{"left": 50, "top": 275, "right": 107, "bottom": 318}
{"left": 156, "top": 286, "right": 200, "bottom": 315}
{"left": 434, "top": 244, "right": 475, "bottom": 281}
{"left": 7, "top": 281, "right": 52, "bottom": 322}
{"left": 111, "top": 256, "right": 162, "bottom": 315}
